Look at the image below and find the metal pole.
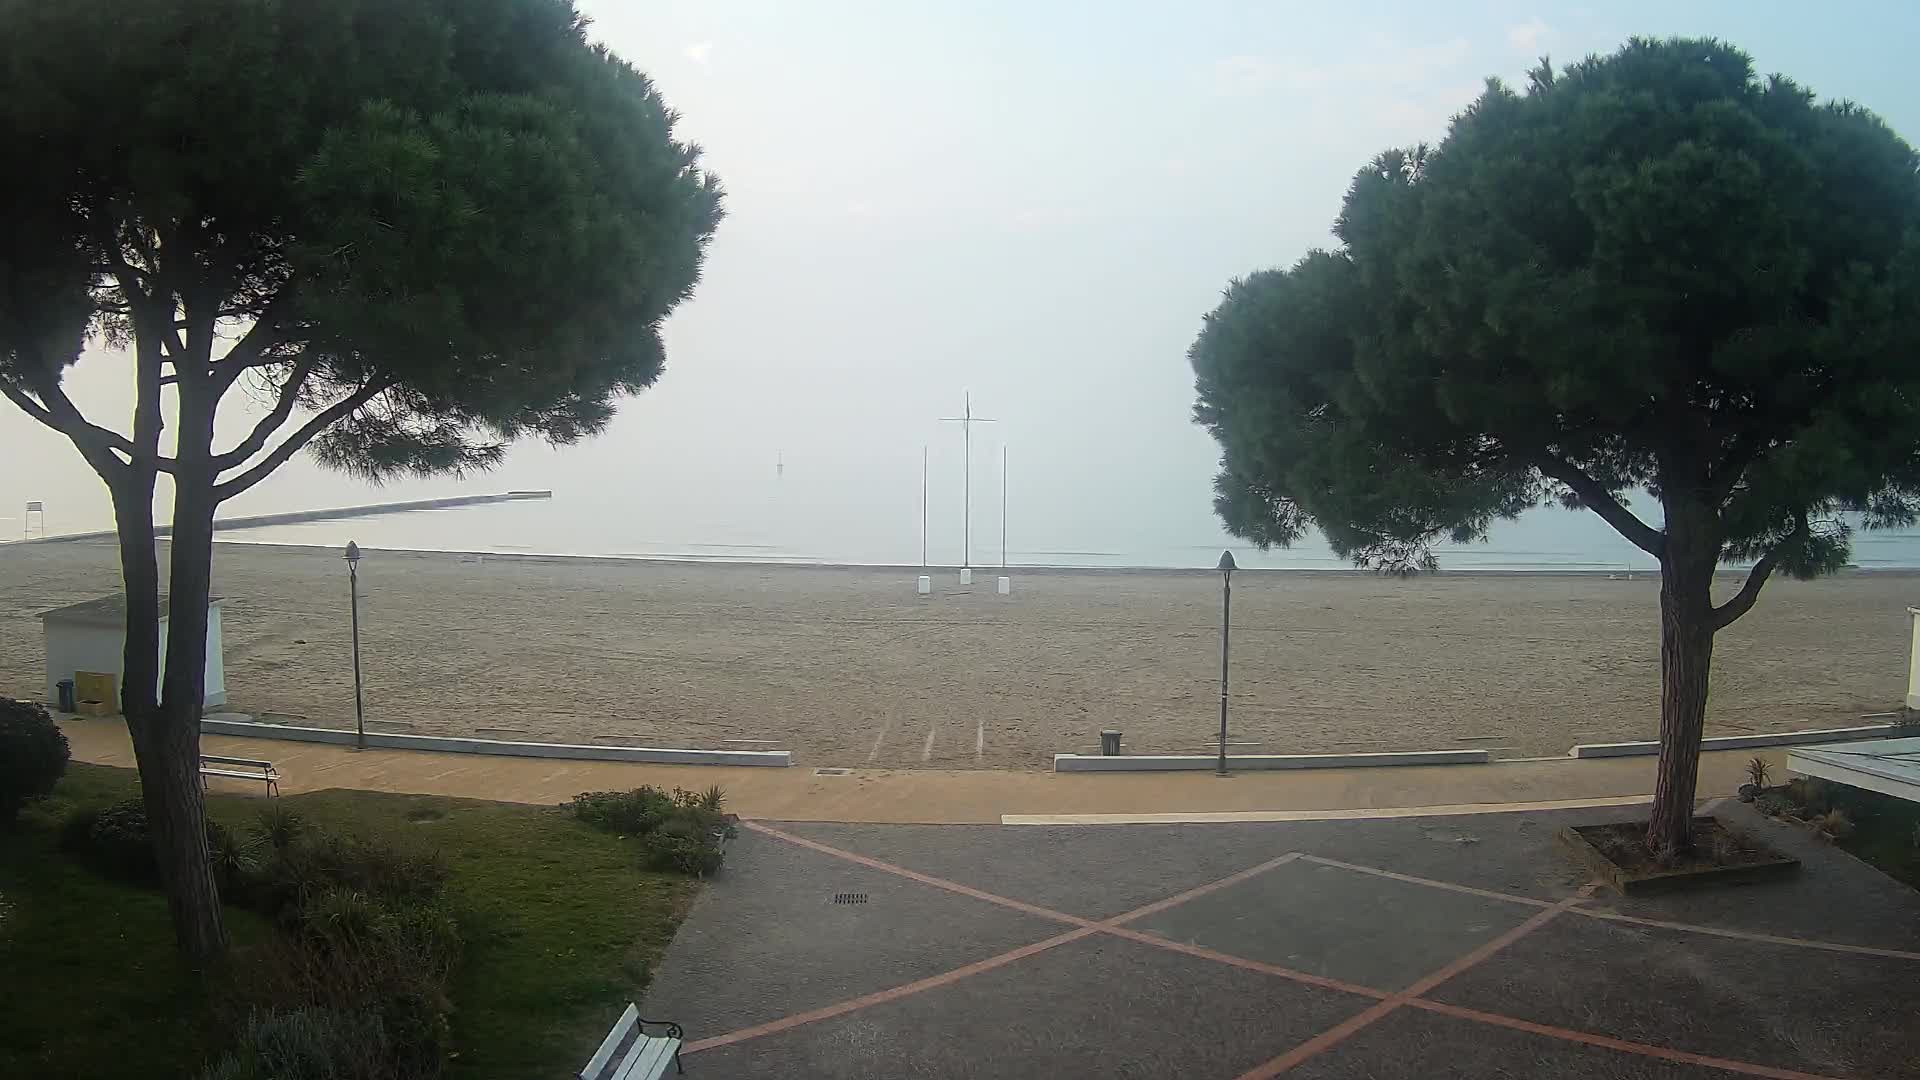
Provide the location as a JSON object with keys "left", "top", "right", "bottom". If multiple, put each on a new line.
{"left": 349, "top": 560, "right": 365, "bottom": 750}
{"left": 1001, "top": 445, "right": 1007, "bottom": 568}
{"left": 1217, "top": 552, "right": 1234, "bottom": 776}
{"left": 939, "top": 393, "right": 995, "bottom": 573}
{"left": 921, "top": 445, "right": 928, "bottom": 568}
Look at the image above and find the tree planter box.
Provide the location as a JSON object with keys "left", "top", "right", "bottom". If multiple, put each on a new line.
{"left": 1558, "top": 816, "right": 1800, "bottom": 896}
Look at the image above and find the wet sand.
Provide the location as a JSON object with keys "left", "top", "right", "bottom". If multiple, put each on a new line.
{"left": 0, "top": 539, "right": 1909, "bottom": 768}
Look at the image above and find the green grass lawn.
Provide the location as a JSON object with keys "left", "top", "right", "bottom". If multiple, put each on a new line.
{"left": 0, "top": 764, "right": 699, "bottom": 1080}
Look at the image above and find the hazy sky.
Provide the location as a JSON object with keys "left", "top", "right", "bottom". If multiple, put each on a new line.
{"left": 6, "top": 1, "right": 1919, "bottom": 562}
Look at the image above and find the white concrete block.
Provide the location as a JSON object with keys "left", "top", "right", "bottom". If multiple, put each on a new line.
{"left": 959, "top": 568, "right": 973, "bottom": 585}
{"left": 916, "top": 575, "right": 932, "bottom": 595}
{"left": 1570, "top": 724, "right": 1898, "bottom": 758}
{"left": 997, "top": 576, "right": 1011, "bottom": 595}
{"left": 1051, "top": 749, "right": 1490, "bottom": 772}
{"left": 198, "top": 718, "right": 793, "bottom": 767}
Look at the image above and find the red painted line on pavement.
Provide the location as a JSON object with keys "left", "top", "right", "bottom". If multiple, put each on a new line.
{"left": 720, "top": 823, "right": 1901, "bottom": 1075}
{"left": 1303, "top": 853, "right": 1920, "bottom": 963}
{"left": 682, "top": 925, "right": 1099, "bottom": 1054}
{"left": 1405, "top": 1000, "right": 1846, "bottom": 1080}
{"left": 1234, "top": 888, "right": 1595, "bottom": 1078}
{"left": 1111, "top": 852, "right": 1301, "bottom": 923}
{"left": 1294, "top": 854, "right": 1556, "bottom": 908}
{"left": 743, "top": 820, "right": 1096, "bottom": 928}
{"left": 690, "top": 829, "right": 1319, "bottom": 1055}
{"left": 1100, "top": 925, "right": 1388, "bottom": 1000}
{"left": 1572, "top": 909, "right": 1920, "bottom": 962}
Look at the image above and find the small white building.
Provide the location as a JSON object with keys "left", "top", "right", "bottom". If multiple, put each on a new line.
{"left": 41, "top": 594, "right": 226, "bottom": 710}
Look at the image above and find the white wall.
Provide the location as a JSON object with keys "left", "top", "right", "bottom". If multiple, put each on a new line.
{"left": 42, "top": 601, "right": 226, "bottom": 709}
{"left": 44, "top": 623, "right": 126, "bottom": 704}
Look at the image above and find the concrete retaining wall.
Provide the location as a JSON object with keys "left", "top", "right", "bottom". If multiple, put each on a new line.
{"left": 1052, "top": 749, "right": 1490, "bottom": 773}
{"left": 1569, "top": 724, "right": 1898, "bottom": 759}
{"left": 199, "top": 717, "right": 791, "bottom": 767}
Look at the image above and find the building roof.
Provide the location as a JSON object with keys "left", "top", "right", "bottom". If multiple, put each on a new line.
{"left": 1787, "top": 736, "right": 1920, "bottom": 805}
{"left": 40, "top": 593, "right": 223, "bottom": 627}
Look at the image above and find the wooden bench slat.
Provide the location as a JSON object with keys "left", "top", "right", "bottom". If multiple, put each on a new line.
{"left": 613, "top": 1037, "right": 679, "bottom": 1080}
{"left": 580, "top": 1003, "right": 640, "bottom": 1080}
{"left": 201, "top": 769, "right": 271, "bottom": 781}
{"left": 202, "top": 755, "right": 274, "bottom": 768}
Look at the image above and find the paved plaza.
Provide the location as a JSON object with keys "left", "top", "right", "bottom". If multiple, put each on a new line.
{"left": 643, "top": 802, "right": 1920, "bottom": 1078}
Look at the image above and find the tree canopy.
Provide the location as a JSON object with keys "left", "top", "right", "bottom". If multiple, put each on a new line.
{"left": 0, "top": 0, "right": 723, "bottom": 955}
{"left": 0, "top": 0, "right": 723, "bottom": 487}
{"left": 1190, "top": 37, "right": 1920, "bottom": 853}
{"left": 1194, "top": 38, "right": 1920, "bottom": 585}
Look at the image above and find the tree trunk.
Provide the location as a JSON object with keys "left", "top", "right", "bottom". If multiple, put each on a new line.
{"left": 1646, "top": 496, "right": 1719, "bottom": 856}
{"left": 145, "top": 377, "right": 229, "bottom": 959}
{"left": 110, "top": 476, "right": 160, "bottom": 719}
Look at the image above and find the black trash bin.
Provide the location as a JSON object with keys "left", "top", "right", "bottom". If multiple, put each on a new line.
{"left": 1100, "top": 729, "right": 1122, "bottom": 756}
{"left": 57, "top": 678, "right": 76, "bottom": 713}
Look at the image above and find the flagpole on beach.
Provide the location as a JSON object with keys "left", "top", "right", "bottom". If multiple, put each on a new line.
{"left": 1001, "top": 445, "right": 1008, "bottom": 568}
{"left": 940, "top": 392, "right": 996, "bottom": 572}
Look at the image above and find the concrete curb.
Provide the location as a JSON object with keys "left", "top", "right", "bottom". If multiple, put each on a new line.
{"left": 1569, "top": 724, "right": 1898, "bottom": 759}
{"left": 1051, "top": 749, "right": 1490, "bottom": 773}
{"left": 199, "top": 718, "right": 791, "bottom": 767}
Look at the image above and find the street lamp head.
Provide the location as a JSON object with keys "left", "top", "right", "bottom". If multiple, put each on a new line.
{"left": 1216, "top": 549, "right": 1236, "bottom": 574}
{"left": 344, "top": 541, "right": 361, "bottom": 564}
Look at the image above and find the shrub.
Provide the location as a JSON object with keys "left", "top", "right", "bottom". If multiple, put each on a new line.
{"left": 59, "top": 805, "right": 102, "bottom": 853}
{"left": 565, "top": 787, "right": 676, "bottom": 835}
{"left": 1783, "top": 776, "right": 1829, "bottom": 814}
{"left": 1813, "top": 809, "right": 1854, "bottom": 840}
{"left": 639, "top": 808, "right": 733, "bottom": 876}
{"left": 246, "top": 831, "right": 449, "bottom": 923}
{"left": 79, "top": 798, "right": 161, "bottom": 880}
{"left": 0, "top": 697, "right": 69, "bottom": 824}
{"left": 198, "top": 1008, "right": 390, "bottom": 1080}
{"left": 234, "top": 888, "right": 459, "bottom": 1080}
{"left": 67, "top": 797, "right": 240, "bottom": 885}
{"left": 256, "top": 804, "right": 308, "bottom": 851}
{"left": 1744, "top": 756, "right": 1771, "bottom": 789}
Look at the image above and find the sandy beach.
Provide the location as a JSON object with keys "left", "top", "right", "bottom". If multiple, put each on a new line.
{"left": 0, "top": 539, "right": 1910, "bottom": 769}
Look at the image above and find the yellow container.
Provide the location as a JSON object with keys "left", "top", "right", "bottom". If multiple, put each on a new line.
{"left": 74, "top": 671, "right": 118, "bottom": 715}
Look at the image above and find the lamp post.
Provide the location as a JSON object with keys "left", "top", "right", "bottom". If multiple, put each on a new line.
{"left": 345, "top": 541, "right": 365, "bottom": 750}
{"left": 1216, "top": 549, "right": 1235, "bottom": 776}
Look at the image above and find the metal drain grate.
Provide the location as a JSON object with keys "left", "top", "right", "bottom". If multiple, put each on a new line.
{"left": 832, "top": 892, "right": 869, "bottom": 905}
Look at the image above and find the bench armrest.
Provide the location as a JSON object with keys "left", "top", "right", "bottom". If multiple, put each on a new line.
{"left": 636, "top": 1018, "right": 684, "bottom": 1041}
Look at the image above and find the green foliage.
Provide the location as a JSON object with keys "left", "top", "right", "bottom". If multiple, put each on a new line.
{"left": 1190, "top": 37, "right": 1920, "bottom": 579}
{"left": 197, "top": 1008, "right": 390, "bottom": 1080}
{"left": 565, "top": 788, "right": 676, "bottom": 836}
{"left": 7, "top": 765, "right": 697, "bottom": 1080}
{"left": 66, "top": 798, "right": 241, "bottom": 886}
{"left": 639, "top": 809, "right": 733, "bottom": 877}
{"left": 1745, "top": 757, "right": 1772, "bottom": 789}
{"left": 0, "top": 0, "right": 723, "bottom": 483}
{"left": 242, "top": 830, "right": 449, "bottom": 925}
{"left": 0, "top": 698, "right": 69, "bottom": 823}
{"left": 256, "top": 805, "right": 309, "bottom": 852}
{"left": 567, "top": 787, "right": 734, "bottom": 876}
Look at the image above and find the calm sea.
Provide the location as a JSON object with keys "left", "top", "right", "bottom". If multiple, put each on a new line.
{"left": 208, "top": 465, "right": 1920, "bottom": 572}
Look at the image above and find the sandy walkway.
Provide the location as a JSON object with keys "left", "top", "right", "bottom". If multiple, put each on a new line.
{"left": 0, "top": 540, "right": 1909, "bottom": 768}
